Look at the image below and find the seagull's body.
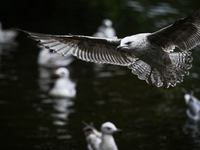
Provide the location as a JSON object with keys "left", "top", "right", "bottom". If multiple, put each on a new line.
{"left": 49, "top": 67, "right": 76, "bottom": 98}
{"left": 184, "top": 92, "right": 200, "bottom": 121}
{"left": 16, "top": 8, "right": 200, "bottom": 88}
{"left": 83, "top": 122, "right": 121, "bottom": 150}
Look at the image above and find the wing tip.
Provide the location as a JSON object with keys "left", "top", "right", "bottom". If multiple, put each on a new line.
{"left": 11, "top": 28, "right": 31, "bottom": 34}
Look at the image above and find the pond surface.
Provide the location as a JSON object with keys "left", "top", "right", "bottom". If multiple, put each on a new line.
{"left": 1, "top": 0, "right": 200, "bottom": 150}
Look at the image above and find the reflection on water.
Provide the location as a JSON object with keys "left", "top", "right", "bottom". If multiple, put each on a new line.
{"left": 42, "top": 98, "right": 75, "bottom": 139}
{"left": 1, "top": 0, "right": 200, "bottom": 150}
{"left": 38, "top": 66, "right": 53, "bottom": 92}
{"left": 37, "top": 63, "right": 76, "bottom": 141}
{"left": 183, "top": 119, "right": 200, "bottom": 139}
{"left": 183, "top": 119, "right": 200, "bottom": 149}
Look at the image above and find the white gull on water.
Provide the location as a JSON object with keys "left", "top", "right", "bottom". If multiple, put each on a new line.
{"left": 0, "top": 22, "right": 18, "bottom": 44}
{"left": 93, "top": 19, "right": 116, "bottom": 38}
{"left": 15, "top": 8, "right": 200, "bottom": 88}
{"left": 49, "top": 67, "right": 76, "bottom": 98}
{"left": 184, "top": 92, "right": 200, "bottom": 121}
{"left": 83, "top": 122, "right": 122, "bottom": 150}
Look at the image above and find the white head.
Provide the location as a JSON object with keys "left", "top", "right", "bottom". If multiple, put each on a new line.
{"left": 55, "top": 67, "right": 69, "bottom": 78}
{"left": 116, "top": 35, "right": 140, "bottom": 52}
{"left": 184, "top": 94, "right": 191, "bottom": 104}
{"left": 101, "top": 122, "right": 122, "bottom": 134}
{"left": 102, "top": 19, "right": 112, "bottom": 27}
{"left": 120, "top": 36, "right": 135, "bottom": 49}
{"left": 184, "top": 91, "right": 195, "bottom": 104}
{"left": 116, "top": 33, "right": 150, "bottom": 51}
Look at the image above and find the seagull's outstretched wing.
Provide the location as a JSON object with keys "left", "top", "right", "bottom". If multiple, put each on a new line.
{"left": 147, "top": 9, "right": 200, "bottom": 52}
{"left": 16, "top": 29, "right": 136, "bottom": 66}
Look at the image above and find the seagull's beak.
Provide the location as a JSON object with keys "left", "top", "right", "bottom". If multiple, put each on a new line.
{"left": 115, "top": 46, "right": 122, "bottom": 51}
{"left": 114, "top": 129, "right": 123, "bottom": 134}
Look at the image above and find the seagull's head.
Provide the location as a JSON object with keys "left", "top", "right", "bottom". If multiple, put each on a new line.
{"left": 102, "top": 19, "right": 112, "bottom": 27}
{"left": 55, "top": 67, "right": 70, "bottom": 78}
{"left": 184, "top": 94, "right": 191, "bottom": 104}
{"left": 101, "top": 122, "right": 122, "bottom": 135}
{"left": 116, "top": 36, "right": 135, "bottom": 51}
{"left": 184, "top": 91, "right": 195, "bottom": 104}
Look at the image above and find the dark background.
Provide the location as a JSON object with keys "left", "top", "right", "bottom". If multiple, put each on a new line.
{"left": 1, "top": 0, "right": 200, "bottom": 150}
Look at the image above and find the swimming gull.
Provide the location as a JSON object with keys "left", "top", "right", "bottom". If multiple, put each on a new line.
{"left": 93, "top": 19, "right": 116, "bottom": 38}
{"left": 0, "top": 22, "right": 18, "bottom": 44}
{"left": 15, "top": 8, "right": 200, "bottom": 88}
{"left": 184, "top": 91, "right": 200, "bottom": 121}
{"left": 83, "top": 122, "right": 122, "bottom": 150}
{"left": 49, "top": 67, "right": 76, "bottom": 98}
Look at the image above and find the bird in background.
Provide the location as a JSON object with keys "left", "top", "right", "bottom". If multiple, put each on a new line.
{"left": 15, "top": 8, "right": 200, "bottom": 88}
{"left": 37, "top": 47, "right": 74, "bottom": 67}
{"left": 49, "top": 67, "right": 76, "bottom": 98}
{"left": 83, "top": 121, "right": 122, "bottom": 150}
{"left": 0, "top": 22, "right": 18, "bottom": 44}
{"left": 184, "top": 91, "right": 200, "bottom": 121}
{"left": 93, "top": 19, "right": 116, "bottom": 38}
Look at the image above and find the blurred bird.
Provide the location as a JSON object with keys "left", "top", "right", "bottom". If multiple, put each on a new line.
{"left": 0, "top": 22, "right": 18, "bottom": 44}
{"left": 38, "top": 48, "right": 74, "bottom": 67}
{"left": 93, "top": 19, "right": 116, "bottom": 38}
{"left": 15, "top": 8, "right": 200, "bottom": 88}
{"left": 184, "top": 91, "right": 200, "bottom": 121}
{"left": 49, "top": 67, "right": 76, "bottom": 98}
{"left": 83, "top": 121, "right": 122, "bottom": 150}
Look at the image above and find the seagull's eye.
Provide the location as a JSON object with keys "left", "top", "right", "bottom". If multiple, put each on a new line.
{"left": 106, "top": 127, "right": 111, "bottom": 130}
{"left": 126, "top": 41, "right": 132, "bottom": 45}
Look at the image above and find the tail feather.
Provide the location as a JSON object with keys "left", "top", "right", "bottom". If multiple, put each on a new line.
{"left": 166, "top": 51, "right": 193, "bottom": 87}
{"left": 128, "top": 60, "right": 151, "bottom": 80}
{"left": 128, "top": 60, "right": 163, "bottom": 87}
{"left": 151, "top": 68, "right": 163, "bottom": 87}
{"left": 128, "top": 51, "right": 192, "bottom": 88}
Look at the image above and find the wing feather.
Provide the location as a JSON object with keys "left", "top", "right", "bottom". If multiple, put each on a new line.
{"left": 147, "top": 9, "right": 200, "bottom": 52}
{"left": 16, "top": 29, "right": 136, "bottom": 66}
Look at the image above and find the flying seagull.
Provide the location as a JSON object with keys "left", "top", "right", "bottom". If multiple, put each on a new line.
{"left": 83, "top": 121, "right": 122, "bottom": 150}
{"left": 15, "top": 8, "right": 200, "bottom": 88}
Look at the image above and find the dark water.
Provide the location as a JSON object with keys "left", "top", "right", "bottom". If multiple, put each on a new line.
{"left": 1, "top": 0, "right": 200, "bottom": 150}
